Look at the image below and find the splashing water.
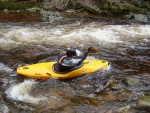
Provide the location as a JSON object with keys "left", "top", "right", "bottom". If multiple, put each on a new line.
{"left": 6, "top": 79, "right": 47, "bottom": 104}
{"left": 0, "top": 63, "right": 13, "bottom": 72}
{"left": 0, "top": 23, "right": 150, "bottom": 51}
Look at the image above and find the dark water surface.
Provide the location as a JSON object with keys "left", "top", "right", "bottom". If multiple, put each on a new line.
{"left": 0, "top": 13, "right": 150, "bottom": 113}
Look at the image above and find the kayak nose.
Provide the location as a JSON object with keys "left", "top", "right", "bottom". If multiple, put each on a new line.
{"left": 17, "top": 67, "right": 21, "bottom": 74}
{"left": 17, "top": 66, "right": 29, "bottom": 75}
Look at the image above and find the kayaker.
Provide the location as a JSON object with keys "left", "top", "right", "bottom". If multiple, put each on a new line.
{"left": 56, "top": 47, "right": 88, "bottom": 72}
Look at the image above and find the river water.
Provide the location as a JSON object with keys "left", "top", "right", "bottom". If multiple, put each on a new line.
{"left": 0, "top": 13, "right": 150, "bottom": 113}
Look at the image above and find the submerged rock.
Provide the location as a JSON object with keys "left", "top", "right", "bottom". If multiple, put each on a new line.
{"left": 136, "top": 95, "right": 150, "bottom": 111}
{"left": 118, "top": 105, "right": 135, "bottom": 113}
{"left": 0, "top": 104, "right": 9, "bottom": 113}
{"left": 124, "top": 77, "right": 143, "bottom": 87}
{"left": 0, "top": 94, "right": 9, "bottom": 113}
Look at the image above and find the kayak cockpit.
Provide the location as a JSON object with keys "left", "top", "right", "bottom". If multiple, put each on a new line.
{"left": 52, "top": 62, "right": 84, "bottom": 74}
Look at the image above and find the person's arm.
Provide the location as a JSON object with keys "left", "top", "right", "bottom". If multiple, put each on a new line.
{"left": 75, "top": 50, "right": 83, "bottom": 58}
{"left": 69, "top": 52, "right": 88, "bottom": 66}
{"left": 75, "top": 50, "right": 88, "bottom": 60}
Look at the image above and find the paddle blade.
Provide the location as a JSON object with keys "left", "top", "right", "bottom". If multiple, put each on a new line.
{"left": 88, "top": 47, "right": 98, "bottom": 53}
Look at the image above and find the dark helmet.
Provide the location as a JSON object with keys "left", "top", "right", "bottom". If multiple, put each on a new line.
{"left": 66, "top": 47, "right": 76, "bottom": 56}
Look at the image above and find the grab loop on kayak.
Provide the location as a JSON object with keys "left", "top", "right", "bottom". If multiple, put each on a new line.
{"left": 23, "top": 67, "right": 29, "bottom": 69}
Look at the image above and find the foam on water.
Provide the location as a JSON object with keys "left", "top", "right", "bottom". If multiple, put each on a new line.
{"left": 6, "top": 28, "right": 45, "bottom": 43}
{"left": 0, "top": 24, "right": 150, "bottom": 50}
{"left": 0, "top": 63, "right": 13, "bottom": 72}
{"left": 107, "top": 25, "right": 150, "bottom": 39}
{"left": 6, "top": 79, "right": 47, "bottom": 104}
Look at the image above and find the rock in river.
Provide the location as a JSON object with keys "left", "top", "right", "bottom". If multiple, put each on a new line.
{"left": 136, "top": 95, "right": 150, "bottom": 111}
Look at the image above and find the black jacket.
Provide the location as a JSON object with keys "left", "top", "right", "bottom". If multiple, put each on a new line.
{"left": 56, "top": 50, "right": 88, "bottom": 71}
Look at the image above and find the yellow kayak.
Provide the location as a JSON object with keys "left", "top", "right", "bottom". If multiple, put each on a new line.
{"left": 17, "top": 60, "right": 109, "bottom": 79}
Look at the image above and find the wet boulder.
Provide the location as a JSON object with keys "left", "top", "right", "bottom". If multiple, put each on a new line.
{"left": 40, "top": 10, "right": 62, "bottom": 22}
{"left": 118, "top": 105, "right": 136, "bottom": 113}
{"left": 26, "top": 7, "right": 41, "bottom": 12}
{"left": 134, "top": 14, "right": 149, "bottom": 22}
